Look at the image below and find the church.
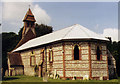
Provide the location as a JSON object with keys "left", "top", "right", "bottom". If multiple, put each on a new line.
{"left": 7, "top": 8, "right": 116, "bottom": 80}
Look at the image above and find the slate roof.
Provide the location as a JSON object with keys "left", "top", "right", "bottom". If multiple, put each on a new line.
{"left": 13, "top": 24, "right": 109, "bottom": 52}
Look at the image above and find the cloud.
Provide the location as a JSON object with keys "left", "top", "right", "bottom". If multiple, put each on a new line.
{"left": 2, "top": 2, "right": 51, "bottom": 33}
{"left": 100, "top": 28, "right": 118, "bottom": 42}
{"left": 3, "top": 2, "right": 31, "bottom": 21}
{"left": 33, "top": 4, "right": 51, "bottom": 24}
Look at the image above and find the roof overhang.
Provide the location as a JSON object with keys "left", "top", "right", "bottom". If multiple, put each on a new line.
{"left": 13, "top": 38, "right": 109, "bottom": 53}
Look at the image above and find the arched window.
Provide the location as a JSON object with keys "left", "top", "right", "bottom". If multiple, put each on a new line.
{"left": 30, "top": 50, "right": 35, "bottom": 66}
{"left": 42, "top": 50, "right": 44, "bottom": 62}
{"left": 31, "top": 50, "right": 34, "bottom": 54}
{"left": 49, "top": 49, "right": 53, "bottom": 62}
{"left": 96, "top": 46, "right": 101, "bottom": 60}
{"left": 74, "top": 45, "right": 79, "bottom": 60}
{"left": 30, "top": 56, "right": 35, "bottom": 66}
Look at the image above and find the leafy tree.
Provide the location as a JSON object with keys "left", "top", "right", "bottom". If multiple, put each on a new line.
{"left": 107, "top": 41, "right": 120, "bottom": 77}
{"left": 35, "top": 24, "right": 53, "bottom": 37}
{"left": 2, "top": 32, "right": 20, "bottom": 77}
{"left": 18, "top": 24, "right": 53, "bottom": 39}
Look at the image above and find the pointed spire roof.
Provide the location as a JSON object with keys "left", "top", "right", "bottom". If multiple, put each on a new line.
{"left": 23, "top": 8, "right": 36, "bottom": 22}
{"left": 27, "top": 8, "right": 33, "bottom": 16}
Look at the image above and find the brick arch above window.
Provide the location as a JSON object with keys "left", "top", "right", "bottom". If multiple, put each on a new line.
{"left": 31, "top": 50, "right": 35, "bottom": 55}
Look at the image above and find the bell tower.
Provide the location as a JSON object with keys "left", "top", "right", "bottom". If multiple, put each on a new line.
{"left": 7, "top": 8, "right": 37, "bottom": 75}
{"left": 15, "top": 8, "right": 36, "bottom": 48}
{"left": 22, "top": 8, "right": 36, "bottom": 38}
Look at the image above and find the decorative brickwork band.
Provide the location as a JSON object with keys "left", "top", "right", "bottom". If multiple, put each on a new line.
{"left": 89, "top": 43, "right": 92, "bottom": 79}
{"left": 63, "top": 42, "right": 65, "bottom": 78}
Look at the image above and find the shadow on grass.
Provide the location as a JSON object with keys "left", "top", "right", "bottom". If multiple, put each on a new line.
{"left": 2, "top": 76, "right": 19, "bottom": 81}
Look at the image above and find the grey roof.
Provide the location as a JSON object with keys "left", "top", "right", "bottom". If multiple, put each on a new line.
{"left": 13, "top": 24, "right": 109, "bottom": 52}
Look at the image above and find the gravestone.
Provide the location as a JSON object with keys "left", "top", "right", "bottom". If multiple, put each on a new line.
{"left": 5, "top": 70, "right": 8, "bottom": 76}
{"left": 83, "top": 75, "right": 89, "bottom": 80}
{"left": 100, "top": 76, "right": 103, "bottom": 80}
{"left": 53, "top": 69, "right": 57, "bottom": 79}
{"left": 43, "top": 72, "right": 48, "bottom": 82}
{"left": 12, "top": 70, "right": 15, "bottom": 76}
{"left": 72, "top": 76, "right": 75, "bottom": 80}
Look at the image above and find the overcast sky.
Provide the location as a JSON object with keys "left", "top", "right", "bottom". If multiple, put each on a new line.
{"left": 1, "top": 1, "right": 119, "bottom": 41}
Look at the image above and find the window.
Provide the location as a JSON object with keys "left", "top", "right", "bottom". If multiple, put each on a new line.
{"left": 41, "top": 50, "right": 44, "bottom": 62}
{"left": 96, "top": 46, "right": 101, "bottom": 61}
{"left": 31, "top": 51, "right": 34, "bottom": 54}
{"left": 74, "top": 45, "right": 79, "bottom": 60}
{"left": 49, "top": 50, "right": 53, "bottom": 62}
{"left": 27, "top": 22, "right": 29, "bottom": 27}
{"left": 30, "top": 50, "right": 35, "bottom": 66}
{"left": 31, "top": 22, "right": 34, "bottom": 27}
{"left": 30, "top": 56, "right": 35, "bottom": 66}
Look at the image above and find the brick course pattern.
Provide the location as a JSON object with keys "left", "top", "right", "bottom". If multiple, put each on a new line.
{"left": 16, "top": 42, "right": 116, "bottom": 80}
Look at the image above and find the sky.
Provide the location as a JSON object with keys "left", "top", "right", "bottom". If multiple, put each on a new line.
{"left": 1, "top": 0, "right": 119, "bottom": 41}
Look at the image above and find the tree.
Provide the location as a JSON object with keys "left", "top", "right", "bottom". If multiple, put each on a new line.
{"left": 35, "top": 24, "right": 53, "bottom": 37}
{"left": 2, "top": 32, "right": 20, "bottom": 76}
{"left": 107, "top": 41, "right": 120, "bottom": 77}
{"left": 18, "top": 24, "right": 53, "bottom": 39}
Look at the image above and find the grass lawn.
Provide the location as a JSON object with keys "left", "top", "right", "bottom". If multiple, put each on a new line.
{"left": 1, "top": 76, "right": 119, "bottom": 84}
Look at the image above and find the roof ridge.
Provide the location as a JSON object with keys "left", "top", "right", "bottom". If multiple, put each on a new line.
{"left": 30, "top": 24, "right": 75, "bottom": 40}
{"left": 53, "top": 24, "right": 75, "bottom": 33}
{"left": 79, "top": 25, "right": 91, "bottom": 37}
{"left": 80, "top": 25, "right": 103, "bottom": 38}
{"left": 62, "top": 25, "right": 75, "bottom": 39}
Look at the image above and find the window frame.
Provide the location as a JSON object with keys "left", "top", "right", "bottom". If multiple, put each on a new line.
{"left": 30, "top": 56, "right": 36, "bottom": 66}
{"left": 30, "top": 50, "right": 36, "bottom": 66}
{"left": 73, "top": 44, "right": 81, "bottom": 60}
{"left": 41, "top": 49, "right": 44, "bottom": 62}
{"left": 49, "top": 49, "right": 53, "bottom": 63}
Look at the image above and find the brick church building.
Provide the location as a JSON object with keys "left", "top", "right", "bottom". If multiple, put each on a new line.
{"left": 7, "top": 8, "right": 116, "bottom": 80}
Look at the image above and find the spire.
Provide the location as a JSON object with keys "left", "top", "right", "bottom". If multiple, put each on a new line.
{"left": 23, "top": 8, "right": 36, "bottom": 22}
{"left": 27, "top": 8, "right": 33, "bottom": 16}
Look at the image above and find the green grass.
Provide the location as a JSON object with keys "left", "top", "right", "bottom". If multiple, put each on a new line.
{"left": 1, "top": 76, "right": 119, "bottom": 84}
